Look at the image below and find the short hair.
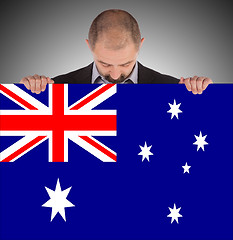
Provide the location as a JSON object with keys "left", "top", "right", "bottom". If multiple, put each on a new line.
{"left": 88, "top": 9, "right": 141, "bottom": 50}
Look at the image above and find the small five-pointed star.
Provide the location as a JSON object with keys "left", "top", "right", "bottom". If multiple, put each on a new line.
{"left": 167, "top": 99, "right": 182, "bottom": 119}
{"left": 167, "top": 203, "right": 183, "bottom": 223}
{"left": 182, "top": 162, "right": 191, "bottom": 173}
{"left": 42, "top": 178, "right": 75, "bottom": 222}
{"left": 138, "top": 141, "right": 153, "bottom": 162}
{"left": 193, "top": 131, "right": 208, "bottom": 151}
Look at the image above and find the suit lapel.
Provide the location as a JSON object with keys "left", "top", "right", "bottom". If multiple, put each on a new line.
{"left": 74, "top": 62, "right": 93, "bottom": 84}
{"left": 138, "top": 62, "right": 151, "bottom": 84}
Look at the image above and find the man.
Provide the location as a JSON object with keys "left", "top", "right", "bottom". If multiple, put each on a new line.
{"left": 20, "top": 9, "right": 212, "bottom": 94}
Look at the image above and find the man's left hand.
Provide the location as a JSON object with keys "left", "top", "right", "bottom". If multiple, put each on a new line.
{"left": 179, "top": 76, "right": 213, "bottom": 94}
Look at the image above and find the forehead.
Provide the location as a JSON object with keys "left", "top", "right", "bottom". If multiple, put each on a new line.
{"left": 92, "top": 41, "right": 138, "bottom": 65}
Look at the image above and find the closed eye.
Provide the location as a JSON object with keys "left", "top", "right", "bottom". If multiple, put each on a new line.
{"left": 102, "top": 63, "right": 111, "bottom": 67}
{"left": 120, "top": 64, "right": 130, "bottom": 67}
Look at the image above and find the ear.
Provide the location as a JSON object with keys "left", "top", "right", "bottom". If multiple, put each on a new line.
{"left": 140, "top": 38, "right": 145, "bottom": 48}
{"left": 85, "top": 39, "right": 91, "bottom": 49}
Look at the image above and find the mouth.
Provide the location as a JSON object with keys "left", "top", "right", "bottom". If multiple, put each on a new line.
{"left": 104, "top": 75, "right": 126, "bottom": 83}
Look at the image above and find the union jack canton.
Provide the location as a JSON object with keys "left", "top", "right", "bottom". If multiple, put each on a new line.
{"left": 0, "top": 84, "right": 117, "bottom": 163}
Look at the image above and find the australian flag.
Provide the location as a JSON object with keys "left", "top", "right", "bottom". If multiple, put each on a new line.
{"left": 0, "top": 83, "right": 232, "bottom": 240}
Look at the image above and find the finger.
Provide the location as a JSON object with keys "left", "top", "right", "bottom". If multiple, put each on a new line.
{"left": 27, "top": 75, "right": 36, "bottom": 93}
{"left": 183, "top": 78, "right": 192, "bottom": 91}
{"left": 34, "top": 74, "right": 42, "bottom": 94}
{"left": 47, "top": 77, "right": 54, "bottom": 84}
{"left": 190, "top": 76, "right": 198, "bottom": 94}
{"left": 20, "top": 77, "right": 31, "bottom": 90}
{"left": 203, "top": 78, "right": 213, "bottom": 91}
{"left": 179, "top": 77, "right": 184, "bottom": 84}
{"left": 41, "top": 75, "right": 48, "bottom": 92}
{"left": 196, "top": 77, "right": 205, "bottom": 94}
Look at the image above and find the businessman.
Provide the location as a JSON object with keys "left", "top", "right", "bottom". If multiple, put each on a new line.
{"left": 20, "top": 9, "right": 212, "bottom": 94}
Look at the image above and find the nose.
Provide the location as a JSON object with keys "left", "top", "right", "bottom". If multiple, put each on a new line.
{"left": 110, "top": 67, "right": 121, "bottom": 80}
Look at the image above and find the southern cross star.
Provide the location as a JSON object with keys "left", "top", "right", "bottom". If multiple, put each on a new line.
{"left": 193, "top": 131, "right": 208, "bottom": 151}
{"left": 138, "top": 142, "right": 153, "bottom": 162}
{"left": 167, "top": 203, "right": 183, "bottom": 223}
{"left": 167, "top": 99, "right": 182, "bottom": 119}
{"left": 182, "top": 162, "right": 191, "bottom": 173}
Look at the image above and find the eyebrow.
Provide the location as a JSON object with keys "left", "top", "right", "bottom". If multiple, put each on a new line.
{"left": 97, "top": 60, "right": 134, "bottom": 66}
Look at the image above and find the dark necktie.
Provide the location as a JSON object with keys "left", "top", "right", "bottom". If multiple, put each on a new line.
{"left": 123, "top": 79, "right": 134, "bottom": 84}
{"left": 93, "top": 76, "right": 103, "bottom": 84}
{"left": 94, "top": 77, "right": 134, "bottom": 84}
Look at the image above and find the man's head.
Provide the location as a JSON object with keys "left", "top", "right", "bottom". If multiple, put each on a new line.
{"left": 86, "top": 9, "right": 144, "bottom": 83}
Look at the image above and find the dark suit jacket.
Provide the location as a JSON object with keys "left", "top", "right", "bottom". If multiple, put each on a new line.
{"left": 53, "top": 62, "right": 179, "bottom": 84}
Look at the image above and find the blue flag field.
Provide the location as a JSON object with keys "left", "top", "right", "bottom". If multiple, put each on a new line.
{"left": 0, "top": 83, "right": 232, "bottom": 240}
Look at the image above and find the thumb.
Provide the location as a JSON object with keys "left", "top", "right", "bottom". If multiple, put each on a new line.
{"left": 179, "top": 77, "right": 184, "bottom": 84}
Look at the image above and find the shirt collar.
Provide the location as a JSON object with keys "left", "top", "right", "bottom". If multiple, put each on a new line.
{"left": 91, "top": 61, "right": 138, "bottom": 84}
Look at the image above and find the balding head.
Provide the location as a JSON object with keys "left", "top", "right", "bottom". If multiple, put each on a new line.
{"left": 88, "top": 9, "right": 142, "bottom": 50}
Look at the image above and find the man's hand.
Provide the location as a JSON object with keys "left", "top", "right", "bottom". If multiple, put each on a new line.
{"left": 20, "top": 74, "right": 54, "bottom": 94}
{"left": 179, "top": 76, "right": 213, "bottom": 94}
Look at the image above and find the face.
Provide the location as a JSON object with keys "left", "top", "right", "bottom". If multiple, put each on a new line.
{"left": 86, "top": 38, "right": 144, "bottom": 83}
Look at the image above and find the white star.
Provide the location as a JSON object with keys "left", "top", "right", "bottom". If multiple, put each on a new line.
{"left": 182, "top": 162, "right": 191, "bottom": 173}
{"left": 138, "top": 142, "right": 153, "bottom": 162}
{"left": 193, "top": 131, "right": 208, "bottom": 151}
{"left": 167, "top": 203, "right": 183, "bottom": 224}
{"left": 167, "top": 99, "right": 182, "bottom": 119}
{"left": 42, "top": 178, "right": 75, "bottom": 222}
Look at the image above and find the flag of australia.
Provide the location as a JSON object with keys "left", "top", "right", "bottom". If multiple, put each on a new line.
{"left": 0, "top": 83, "right": 232, "bottom": 240}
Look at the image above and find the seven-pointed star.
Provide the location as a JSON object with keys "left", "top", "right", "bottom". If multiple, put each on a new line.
{"left": 182, "top": 162, "right": 191, "bottom": 173}
{"left": 193, "top": 131, "right": 208, "bottom": 151}
{"left": 42, "top": 178, "right": 75, "bottom": 222}
{"left": 167, "top": 99, "right": 182, "bottom": 119}
{"left": 167, "top": 203, "right": 183, "bottom": 223}
{"left": 138, "top": 142, "right": 153, "bottom": 162}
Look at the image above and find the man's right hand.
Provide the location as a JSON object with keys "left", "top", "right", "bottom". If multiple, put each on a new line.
{"left": 20, "top": 74, "right": 54, "bottom": 94}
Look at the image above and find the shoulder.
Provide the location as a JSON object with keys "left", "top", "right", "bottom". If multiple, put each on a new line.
{"left": 52, "top": 63, "right": 93, "bottom": 84}
{"left": 138, "top": 62, "right": 179, "bottom": 84}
